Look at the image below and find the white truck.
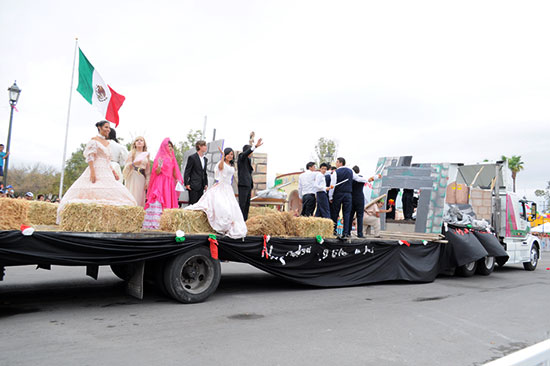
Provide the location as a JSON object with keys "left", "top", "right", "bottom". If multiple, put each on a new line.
{"left": 452, "top": 161, "right": 540, "bottom": 272}
{"left": 372, "top": 156, "right": 540, "bottom": 276}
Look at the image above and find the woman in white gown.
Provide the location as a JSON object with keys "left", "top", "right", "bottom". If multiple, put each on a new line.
{"left": 123, "top": 136, "right": 150, "bottom": 207}
{"left": 185, "top": 147, "right": 247, "bottom": 239}
{"left": 57, "top": 121, "right": 137, "bottom": 223}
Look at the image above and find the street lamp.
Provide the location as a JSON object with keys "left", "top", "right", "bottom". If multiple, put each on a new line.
{"left": 4, "top": 81, "right": 21, "bottom": 187}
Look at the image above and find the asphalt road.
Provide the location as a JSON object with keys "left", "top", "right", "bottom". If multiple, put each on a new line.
{"left": 1, "top": 257, "right": 549, "bottom": 366}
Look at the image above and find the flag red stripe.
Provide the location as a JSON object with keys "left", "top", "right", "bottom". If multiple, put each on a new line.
{"left": 105, "top": 85, "right": 126, "bottom": 127}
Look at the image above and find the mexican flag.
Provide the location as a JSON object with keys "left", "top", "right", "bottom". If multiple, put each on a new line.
{"left": 76, "top": 48, "right": 125, "bottom": 126}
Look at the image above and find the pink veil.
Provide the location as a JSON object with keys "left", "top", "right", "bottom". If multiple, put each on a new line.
{"left": 145, "top": 138, "right": 183, "bottom": 209}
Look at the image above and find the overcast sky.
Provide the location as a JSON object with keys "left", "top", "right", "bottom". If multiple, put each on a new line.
{"left": 1, "top": 0, "right": 549, "bottom": 205}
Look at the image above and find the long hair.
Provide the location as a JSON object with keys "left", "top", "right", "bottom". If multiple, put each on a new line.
{"left": 129, "top": 136, "right": 148, "bottom": 162}
{"left": 224, "top": 147, "right": 235, "bottom": 166}
{"left": 108, "top": 127, "right": 119, "bottom": 143}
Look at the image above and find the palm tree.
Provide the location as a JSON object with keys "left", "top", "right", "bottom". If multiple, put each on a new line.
{"left": 501, "top": 155, "right": 524, "bottom": 192}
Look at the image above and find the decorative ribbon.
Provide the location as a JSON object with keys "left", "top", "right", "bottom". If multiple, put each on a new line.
{"left": 316, "top": 235, "right": 324, "bottom": 244}
{"left": 208, "top": 234, "right": 219, "bottom": 260}
{"left": 261, "top": 235, "right": 271, "bottom": 259}
{"left": 398, "top": 240, "right": 410, "bottom": 247}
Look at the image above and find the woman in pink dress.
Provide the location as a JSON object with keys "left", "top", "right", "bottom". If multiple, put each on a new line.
{"left": 57, "top": 121, "right": 137, "bottom": 224}
{"left": 143, "top": 138, "right": 183, "bottom": 230}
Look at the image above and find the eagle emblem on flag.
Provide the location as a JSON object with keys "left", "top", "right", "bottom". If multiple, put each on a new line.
{"left": 95, "top": 84, "right": 108, "bottom": 102}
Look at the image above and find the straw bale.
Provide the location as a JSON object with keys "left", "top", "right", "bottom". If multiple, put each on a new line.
{"left": 60, "top": 203, "right": 144, "bottom": 232}
{"left": 28, "top": 201, "right": 58, "bottom": 226}
{"left": 294, "top": 216, "right": 334, "bottom": 238}
{"left": 279, "top": 211, "right": 299, "bottom": 236}
{"left": 246, "top": 212, "right": 287, "bottom": 236}
{"left": 0, "top": 198, "right": 30, "bottom": 230}
{"left": 248, "top": 206, "right": 278, "bottom": 218}
{"left": 246, "top": 211, "right": 335, "bottom": 238}
{"left": 159, "top": 209, "right": 215, "bottom": 234}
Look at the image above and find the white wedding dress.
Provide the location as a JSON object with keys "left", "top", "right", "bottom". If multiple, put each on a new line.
{"left": 185, "top": 162, "right": 247, "bottom": 239}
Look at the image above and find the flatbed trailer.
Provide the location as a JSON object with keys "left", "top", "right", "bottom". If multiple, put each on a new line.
{"left": 0, "top": 225, "right": 508, "bottom": 303}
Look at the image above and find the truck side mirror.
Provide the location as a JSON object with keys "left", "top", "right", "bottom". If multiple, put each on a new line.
{"left": 530, "top": 203, "right": 537, "bottom": 221}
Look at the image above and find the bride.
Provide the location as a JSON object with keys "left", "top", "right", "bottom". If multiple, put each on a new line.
{"left": 185, "top": 146, "right": 247, "bottom": 239}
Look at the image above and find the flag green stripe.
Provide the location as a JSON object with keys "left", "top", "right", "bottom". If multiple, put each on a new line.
{"left": 76, "top": 48, "right": 95, "bottom": 104}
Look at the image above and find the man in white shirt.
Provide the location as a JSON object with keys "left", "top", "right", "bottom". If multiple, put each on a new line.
{"left": 364, "top": 200, "right": 392, "bottom": 237}
{"left": 298, "top": 162, "right": 318, "bottom": 216}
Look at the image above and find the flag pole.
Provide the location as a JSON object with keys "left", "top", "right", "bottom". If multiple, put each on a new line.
{"left": 58, "top": 38, "right": 78, "bottom": 199}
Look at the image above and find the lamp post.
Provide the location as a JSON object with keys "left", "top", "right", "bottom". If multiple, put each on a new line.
{"left": 4, "top": 81, "right": 21, "bottom": 187}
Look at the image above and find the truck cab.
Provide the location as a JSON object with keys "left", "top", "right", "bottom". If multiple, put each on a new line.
{"left": 456, "top": 162, "right": 540, "bottom": 270}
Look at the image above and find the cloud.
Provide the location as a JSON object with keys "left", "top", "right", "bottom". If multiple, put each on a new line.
{"left": 1, "top": 0, "right": 549, "bottom": 200}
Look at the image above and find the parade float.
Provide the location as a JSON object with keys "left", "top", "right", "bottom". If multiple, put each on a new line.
{"left": 0, "top": 155, "right": 539, "bottom": 304}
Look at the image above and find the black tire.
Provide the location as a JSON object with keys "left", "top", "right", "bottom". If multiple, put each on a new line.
{"left": 523, "top": 245, "right": 539, "bottom": 271}
{"left": 110, "top": 264, "right": 135, "bottom": 281}
{"left": 163, "top": 247, "right": 221, "bottom": 303}
{"left": 456, "top": 261, "right": 477, "bottom": 277}
{"left": 476, "top": 256, "right": 495, "bottom": 276}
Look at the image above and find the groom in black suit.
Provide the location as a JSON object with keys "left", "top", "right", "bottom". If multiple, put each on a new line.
{"left": 184, "top": 140, "right": 208, "bottom": 205}
{"left": 237, "top": 138, "right": 263, "bottom": 221}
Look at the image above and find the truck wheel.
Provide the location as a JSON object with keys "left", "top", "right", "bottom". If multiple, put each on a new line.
{"left": 163, "top": 247, "right": 221, "bottom": 303}
{"left": 523, "top": 245, "right": 539, "bottom": 271}
{"left": 476, "top": 256, "right": 495, "bottom": 276}
{"left": 110, "top": 264, "right": 134, "bottom": 281}
{"left": 456, "top": 261, "right": 477, "bottom": 277}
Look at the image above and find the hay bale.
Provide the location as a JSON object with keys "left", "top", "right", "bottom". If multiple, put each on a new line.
{"left": 159, "top": 209, "right": 215, "bottom": 234}
{"left": 280, "top": 211, "right": 299, "bottom": 236}
{"left": 246, "top": 212, "right": 335, "bottom": 238}
{"left": 294, "top": 216, "right": 335, "bottom": 238}
{"left": 0, "top": 198, "right": 30, "bottom": 230}
{"left": 248, "top": 206, "right": 278, "bottom": 218}
{"left": 60, "top": 203, "right": 144, "bottom": 232}
{"left": 28, "top": 201, "right": 58, "bottom": 226}
{"left": 246, "top": 212, "right": 287, "bottom": 236}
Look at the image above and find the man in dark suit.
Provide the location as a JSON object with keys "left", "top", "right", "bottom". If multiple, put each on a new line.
{"left": 329, "top": 158, "right": 370, "bottom": 238}
{"left": 350, "top": 165, "right": 367, "bottom": 237}
{"left": 315, "top": 163, "right": 332, "bottom": 219}
{"left": 237, "top": 138, "right": 263, "bottom": 221}
{"left": 184, "top": 140, "right": 208, "bottom": 205}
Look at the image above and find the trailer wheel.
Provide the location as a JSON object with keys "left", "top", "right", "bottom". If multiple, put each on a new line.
{"left": 523, "top": 245, "right": 539, "bottom": 271}
{"left": 164, "top": 247, "right": 221, "bottom": 303}
{"left": 456, "top": 261, "right": 477, "bottom": 277}
{"left": 476, "top": 256, "right": 495, "bottom": 276}
{"left": 110, "top": 264, "right": 134, "bottom": 281}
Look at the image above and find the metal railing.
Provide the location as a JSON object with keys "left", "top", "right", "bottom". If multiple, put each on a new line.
{"left": 484, "top": 339, "right": 550, "bottom": 366}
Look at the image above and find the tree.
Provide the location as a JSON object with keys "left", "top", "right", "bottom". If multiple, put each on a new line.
{"left": 535, "top": 181, "right": 550, "bottom": 212}
{"left": 174, "top": 129, "right": 203, "bottom": 167}
{"left": 314, "top": 137, "right": 337, "bottom": 166}
{"left": 501, "top": 155, "right": 524, "bottom": 192}
{"left": 8, "top": 163, "right": 60, "bottom": 197}
{"left": 63, "top": 143, "right": 88, "bottom": 194}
